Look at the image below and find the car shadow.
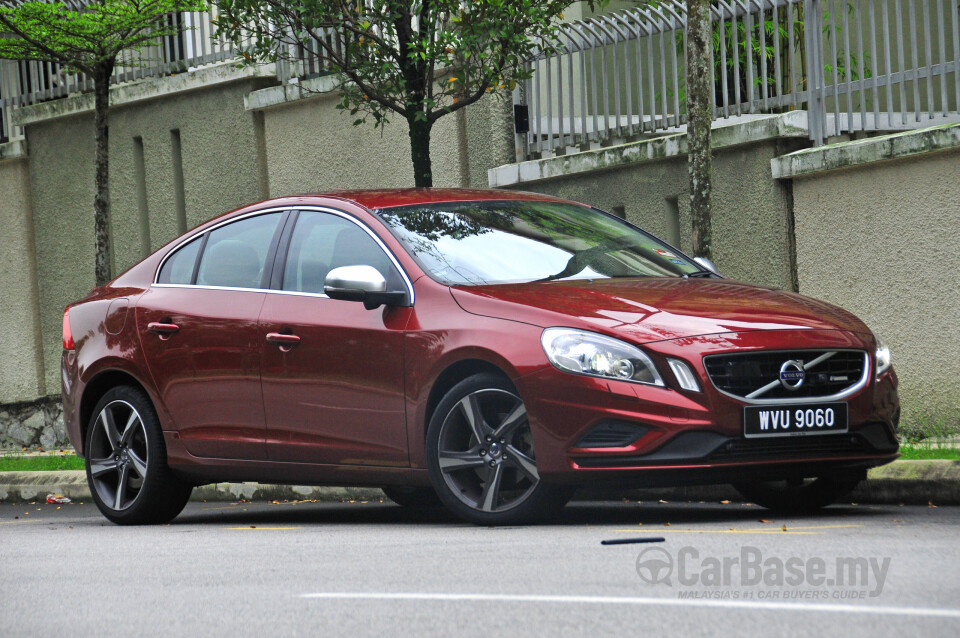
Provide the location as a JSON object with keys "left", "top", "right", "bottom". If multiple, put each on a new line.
{"left": 171, "top": 497, "right": 894, "bottom": 527}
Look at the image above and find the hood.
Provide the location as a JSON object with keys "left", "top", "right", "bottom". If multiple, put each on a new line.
{"left": 450, "top": 278, "right": 870, "bottom": 344}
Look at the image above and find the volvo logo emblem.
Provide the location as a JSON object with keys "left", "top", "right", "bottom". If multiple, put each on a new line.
{"left": 779, "top": 359, "right": 806, "bottom": 390}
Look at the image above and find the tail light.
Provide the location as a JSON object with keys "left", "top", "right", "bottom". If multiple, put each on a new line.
{"left": 62, "top": 308, "right": 75, "bottom": 350}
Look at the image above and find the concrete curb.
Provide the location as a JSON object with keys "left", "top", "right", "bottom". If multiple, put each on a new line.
{"left": 2, "top": 460, "right": 958, "bottom": 505}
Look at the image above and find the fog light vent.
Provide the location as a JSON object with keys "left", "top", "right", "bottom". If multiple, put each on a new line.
{"left": 575, "top": 422, "right": 648, "bottom": 448}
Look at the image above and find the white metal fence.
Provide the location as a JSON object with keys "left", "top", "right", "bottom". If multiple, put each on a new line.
{"left": 518, "top": 0, "right": 960, "bottom": 158}
{"left": 3, "top": 1, "right": 959, "bottom": 156}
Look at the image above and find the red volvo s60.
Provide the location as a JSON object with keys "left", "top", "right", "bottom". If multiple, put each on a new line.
{"left": 61, "top": 189, "right": 900, "bottom": 525}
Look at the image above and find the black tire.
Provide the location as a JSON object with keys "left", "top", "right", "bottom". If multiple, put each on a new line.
{"left": 733, "top": 477, "right": 860, "bottom": 514}
{"left": 426, "top": 373, "right": 572, "bottom": 525}
{"left": 84, "top": 385, "right": 192, "bottom": 525}
{"left": 381, "top": 485, "right": 444, "bottom": 509}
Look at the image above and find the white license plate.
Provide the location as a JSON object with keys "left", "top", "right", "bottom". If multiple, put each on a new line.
{"left": 743, "top": 403, "right": 848, "bottom": 438}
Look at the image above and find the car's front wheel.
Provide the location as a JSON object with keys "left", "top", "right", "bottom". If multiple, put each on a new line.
{"left": 85, "top": 386, "right": 192, "bottom": 525}
{"left": 733, "top": 477, "right": 860, "bottom": 513}
{"left": 426, "top": 373, "right": 571, "bottom": 525}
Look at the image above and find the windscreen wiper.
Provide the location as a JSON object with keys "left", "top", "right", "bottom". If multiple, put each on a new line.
{"left": 683, "top": 269, "right": 716, "bottom": 278}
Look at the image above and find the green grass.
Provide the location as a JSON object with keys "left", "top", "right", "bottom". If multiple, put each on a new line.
{"left": 898, "top": 446, "right": 960, "bottom": 461}
{"left": 0, "top": 453, "right": 85, "bottom": 472}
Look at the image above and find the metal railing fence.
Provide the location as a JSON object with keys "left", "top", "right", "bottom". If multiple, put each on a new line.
{"left": 2, "top": 1, "right": 959, "bottom": 157}
{"left": 0, "top": 4, "right": 254, "bottom": 143}
{"left": 518, "top": 0, "right": 960, "bottom": 158}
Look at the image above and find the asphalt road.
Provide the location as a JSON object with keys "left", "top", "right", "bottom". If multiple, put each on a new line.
{"left": 1, "top": 498, "right": 958, "bottom": 637}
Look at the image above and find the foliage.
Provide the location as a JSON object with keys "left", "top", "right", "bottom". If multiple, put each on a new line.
{"left": 215, "top": 0, "right": 605, "bottom": 186}
{"left": 0, "top": 0, "right": 207, "bottom": 77}
{"left": 658, "top": 1, "right": 871, "bottom": 108}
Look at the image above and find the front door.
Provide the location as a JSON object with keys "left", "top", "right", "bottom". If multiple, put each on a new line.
{"left": 259, "top": 210, "right": 411, "bottom": 466}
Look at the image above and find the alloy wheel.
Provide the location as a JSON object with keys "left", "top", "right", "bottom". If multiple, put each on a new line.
{"left": 87, "top": 400, "right": 150, "bottom": 511}
{"left": 436, "top": 388, "right": 540, "bottom": 513}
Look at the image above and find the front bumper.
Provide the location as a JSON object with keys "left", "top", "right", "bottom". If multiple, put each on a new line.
{"left": 518, "top": 329, "right": 900, "bottom": 484}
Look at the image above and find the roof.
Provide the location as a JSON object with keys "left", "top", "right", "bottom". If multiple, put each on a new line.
{"left": 299, "top": 188, "right": 573, "bottom": 210}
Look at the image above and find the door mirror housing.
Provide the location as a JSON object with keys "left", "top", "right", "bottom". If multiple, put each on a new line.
{"left": 324, "top": 265, "right": 406, "bottom": 310}
{"left": 693, "top": 256, "right": 719, "bottom": 274}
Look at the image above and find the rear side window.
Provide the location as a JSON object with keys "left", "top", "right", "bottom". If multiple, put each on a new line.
{"left": 157, "top": 237, "right": 202, "bottom": 284}
{"left": 195, "top": 213, "right": 283, "bottom": 289}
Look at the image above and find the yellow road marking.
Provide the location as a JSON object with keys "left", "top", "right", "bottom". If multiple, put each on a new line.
{"left": 0, "top": 519, "right": 37, "bottom": 525}
{"left": 611, "top": 524, "right": 864, "bottom": 536}
{"left": 613, "top": 529, "right": 817, "bottom": 535}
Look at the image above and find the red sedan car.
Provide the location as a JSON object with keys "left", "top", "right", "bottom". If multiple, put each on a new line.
{"left": 61, "top": 189, "right": 899, "bottom": 525}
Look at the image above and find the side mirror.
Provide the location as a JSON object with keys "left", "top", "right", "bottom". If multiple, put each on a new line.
{"left": 324, "top": 265, "right": 406, "bottom": 310}
{"left": 693, "top": 256, "right": 719, "bottom": 274}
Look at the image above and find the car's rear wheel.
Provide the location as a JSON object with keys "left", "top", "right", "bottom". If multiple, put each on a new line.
{"left": 733, "top": 477, "right": 860, "bottom": 513}
{"left": 85, "top": 386, "right": 192, "bottom": 525}
{"left": 426, "top": 373, "right": 571, "bottom": 525}
{"left": 380, "top": 486, "right": 444, "bottom": 509}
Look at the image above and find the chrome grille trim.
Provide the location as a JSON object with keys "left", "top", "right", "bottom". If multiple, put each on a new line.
{"left": 703, "top": 350, "right": 871, "bottom": 405}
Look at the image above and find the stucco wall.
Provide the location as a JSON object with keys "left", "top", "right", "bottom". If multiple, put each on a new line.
{"left": 498, "top": 135, "right": 805, "bottom": 290}
{"left": 259, "top": 88, "right": 514, "bottom": 194}
{"left": 25, "top": 76, "right": 273, "bottom": 393}
{"left": 0, "top": 149, "right": 45, "bottom": 403}
{"left": 792, "top": 148, "right": 960, "bottom": 428}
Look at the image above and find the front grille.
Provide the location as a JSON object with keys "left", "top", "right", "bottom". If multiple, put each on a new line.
{"left": 704, "top": 350, "right": 867, "bottom": 400}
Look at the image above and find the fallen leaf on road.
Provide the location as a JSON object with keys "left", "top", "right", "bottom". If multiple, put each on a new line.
{"left": 929, "top": 501, "right": 938, "bottom": 508}
{"left": 664, "top": 522, "right": 671, "bottom": 526}
{"left": 781, "top": 525, "right": 788, "bottom": 532}
{"left": 658, "top": 499, "right": 668, "bottom": 504}
{"left": 759, "top": 519, "right": 770, "bottom": 523}
{"left": 720, "top": 500, "right": 730, "bottom": 504}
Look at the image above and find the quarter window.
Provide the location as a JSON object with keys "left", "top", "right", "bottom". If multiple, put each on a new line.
{"left": 195, "top": 212, "right": 283, "bottom": 289}
{"left": 282, "top": 212, "right": 400, "bottom": 294}
{"left": 157, "top": 236, "right": 202, "bottom": 285}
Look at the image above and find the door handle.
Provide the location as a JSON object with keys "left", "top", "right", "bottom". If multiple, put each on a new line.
{"left": 266, "top": 332, "right": 301, "bottom": 348}
{"left": 147, "top": 322, "right": 180, "bottom": 336}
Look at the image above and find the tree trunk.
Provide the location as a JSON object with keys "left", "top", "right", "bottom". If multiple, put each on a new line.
{"left": 93, "top": 73, "right": 112, "bottom": 286}
{"left": 407, "top": 115, "right": 433, "bottom": 188}
{"left": 686, "top": 0, "right": 714, "bottom": 260}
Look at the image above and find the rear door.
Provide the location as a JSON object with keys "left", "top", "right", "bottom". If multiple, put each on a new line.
{"left": 136, "top": 210, "right": 288, "bottom": 459}
{"left": 258, "top": 209, "right": 412, "bottom": 466}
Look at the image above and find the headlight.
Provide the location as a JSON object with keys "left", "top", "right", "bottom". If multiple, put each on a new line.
{"left": 541, "top": 328, "right": 664, "bottom": 386}
{"left": 875, "top": 333, "right": 892, "bottom": 376}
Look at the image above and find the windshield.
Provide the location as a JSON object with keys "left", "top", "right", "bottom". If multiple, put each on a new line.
{"left": 376, "top": 200, "right": 702, "bottom": 286}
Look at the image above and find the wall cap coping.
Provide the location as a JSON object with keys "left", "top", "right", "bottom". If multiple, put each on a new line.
{"left": 0, "top": 139, "right": 27, "bottom": 163}
{"left": 13, "top": 62, "right": 277, "bottom": 128}
{"left": 488, "top": 111, "right": 809, "bottom": 188}
{"left": 771, "top": 121, "right": 960, "bottom": 179}
{"left": 244, "top": 74, "right": 340, "bottom": 111}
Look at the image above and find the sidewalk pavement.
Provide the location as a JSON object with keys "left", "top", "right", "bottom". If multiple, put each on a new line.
{"left": 1, "top": 460, "right": 958, "bottom": 505}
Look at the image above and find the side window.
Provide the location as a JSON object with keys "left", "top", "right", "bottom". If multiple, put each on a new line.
{"left": 157, "top": 237, "right": 202, "bottom": 284}
{"left": 195, "top": 212, "right": 283, "bottom": 289}
{"left": 282, "top": 212, "right": 400, "bottom": 294}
